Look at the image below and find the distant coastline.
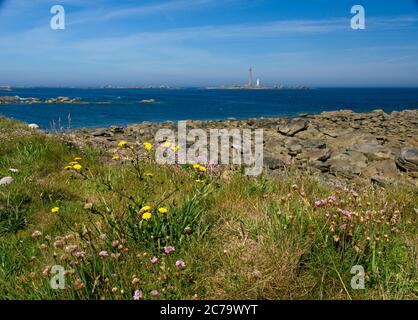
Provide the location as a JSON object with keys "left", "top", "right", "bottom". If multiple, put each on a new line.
{"left": 205, "top": 85, "right": 311, "bottom": 90}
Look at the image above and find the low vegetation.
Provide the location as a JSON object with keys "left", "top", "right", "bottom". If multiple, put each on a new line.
{"left": 0, "top": 116, "right": 416, "bottom": 300}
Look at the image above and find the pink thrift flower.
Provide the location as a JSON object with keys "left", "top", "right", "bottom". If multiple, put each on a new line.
{"left": 338, "top": 208, "right": 352, "bottom": 218}
{"left": 315, "top": 199, "right": 328, "bottom": 206}
{"left": 99, "top": 250, "right": 109, "bottom": 258}
{"left": 175, "top": 260, "right": 186, "bottom": 268}
{"left": 150, "top": 290, "right": 160, "bottom": 297}
{"left": 164, "top": 246, "right": 175, "bottom": 254}
{"left": 340, "top": 224, "right": 348, "bottom": 231}
{"left": 133, "top": 290, "right": 142, "bottom": 300}
{"left": 73, "top": 251, "right": 86, "bottom": 258}
{"left": 150, "top": 256, "right": 158, "bottom": 264}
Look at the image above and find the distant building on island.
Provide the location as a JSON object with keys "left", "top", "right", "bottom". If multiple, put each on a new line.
{"left": 205, "top": 67, "right": 309, "bottom": 90}
{"left": 246, "top": 67, "right": 264, "bottom": 88}
{"left": 248, "top": 67, "right": 253, "bottom": 87}
{"left": 246, "top": 67, "right": 260, "bottom": 88}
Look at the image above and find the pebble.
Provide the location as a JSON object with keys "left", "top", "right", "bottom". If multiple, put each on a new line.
{"left": 84, "top": 202, "right": 93, "bottom": 210}
{"left": 0, "top": 176, "right": 13, "bottom": 186}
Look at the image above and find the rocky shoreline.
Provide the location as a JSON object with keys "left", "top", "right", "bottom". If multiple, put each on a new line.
{"left": 63, "top": 109, "right": 418, "bottom": 188}
{"left": 0, "top": 96, "right": 83, "bottom": 104}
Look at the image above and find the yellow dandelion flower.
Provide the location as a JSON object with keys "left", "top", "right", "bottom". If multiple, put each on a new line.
{"left": 72, "top": 164, "right": 82, "bottom": 170}
{"left": 69, "top": 161, "right": 79, "bottom": 165}
{"left": 171, "top": 145, "right": 180, "bottom": 152}
{"left": 142, "top": 212, "right": 152, "bottom": 220}
{"left": 118, "top": 140, "right": 127, "bottom": 147}
{"left": 64, "top": 165, "right": 73, "bottom": 170}
{"left": 162, "top": 141, "right": 171, "bottom": 148}
{"left": 51, "top": 207, "right": 60, "bottom": 214}
{"left": 158, "top": 207, "right": 168, "bottom": 214}
{"left": 143, "top": 142, "right": 152, "bottom": 151}
{"left": 73, "top": 157, "right": 82, "bottom": 161}
{"left": 193, "top": 164, "right": 200, "bottom": 169}
{"left": 198, "top": 165, "right": 206, "bottom": 172}
{"left": 195, "top": 179, "right": 205, "bottom": 183}
{"left": 144, "top": 172, "right": 153, "bottom": 177}
{"left": 140, "top": 205, "right": 152, "bottom": 212}
{"left": 112, "top": 155, "right": 120, "bottom": 160}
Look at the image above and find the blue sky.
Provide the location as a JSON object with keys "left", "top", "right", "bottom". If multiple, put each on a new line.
{"left": 0, "top": 0, "right": 417, "bottom": 87}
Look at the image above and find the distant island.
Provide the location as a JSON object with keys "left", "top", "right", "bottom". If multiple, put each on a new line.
{"left": 205, "top": 67, "right": 309, "bottom": 90}
{"left": 0, "top": 95, "right": 83, "bottom": 105}
{"left": 204, "top": 85, "right": 310, "bottom": 90}
{"left": 102, "top": 85, "right": 178, "bottom": 89}
{"left": 139, "top": 99, "right": 157, "bottom": 104}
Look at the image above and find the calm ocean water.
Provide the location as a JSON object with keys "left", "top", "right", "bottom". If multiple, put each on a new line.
{"left": 1, "top": 88, "right": 418, "bottom": 129}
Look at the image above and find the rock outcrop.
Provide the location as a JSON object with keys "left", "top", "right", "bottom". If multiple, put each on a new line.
{"left": 0, "top": 96, "right": 83, "bottom": 105}
{"left": 65, "top": 109, "right": 418, "bottom": 188}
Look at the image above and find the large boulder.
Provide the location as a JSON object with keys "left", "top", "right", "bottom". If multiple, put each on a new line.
{"left": 329, "top": 163, "right": 361, "bottom": 179}
{"left": 264, "top": 154, "right": 291, "bottom": 170}
{"left": 302, "top": 148, "right": 331, "bottom": 162}
{"left": 91, "top": 129, "right": 112, "bottom": 137}
{"left": 300, "top": 139, "right": 326, "bottom": 149}
{"left": 327, "top": 150, "right": 368, "bottom": 179}
{"left": 294, "top": 125, "right": 322, "bottom": 140}
{"left": 397, "top": 148, "right": 418, "bottom": 172}
{"left": 351, "top": 143, "right": 393, "bottom": 161}
{"left": 362, "top": 159, "right": 399, "bottom": 180}
{"left": 110, "top": 126, "right": 125, "bottom": 134}
{"left": 278, "top": 118, "right": 308, "bottom": 136}
{"left": 327, "top": 133, "right": 377, "bottom": 150}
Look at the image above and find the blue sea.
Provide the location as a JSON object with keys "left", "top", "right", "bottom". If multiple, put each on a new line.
{"left": 1, "top": 87, "right": 418, "bottom": 129}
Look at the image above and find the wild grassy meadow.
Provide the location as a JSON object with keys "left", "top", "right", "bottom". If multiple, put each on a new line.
{"left": 0, "top": 116, "right": 417, "bottom": 300}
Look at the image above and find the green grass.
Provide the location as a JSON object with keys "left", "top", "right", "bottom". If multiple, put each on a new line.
{"left": 0, "top": 116, "right": 417, "bottom": 300}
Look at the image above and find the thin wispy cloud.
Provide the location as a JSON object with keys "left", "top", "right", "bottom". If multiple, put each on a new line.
{"left": 1, "top": 15, "right": 417, "bottom": 61}
{"left": 67, "top": 15, "right": 418, "bottom": 44}
{"left": 102, "top": 0, "right": 215, "bottom": 20}
{"left": 383, "top": 54, "right": 418, "bottom": 64}
{"left": 68, "top": 0, "right": 234, "bottom": 26}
